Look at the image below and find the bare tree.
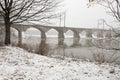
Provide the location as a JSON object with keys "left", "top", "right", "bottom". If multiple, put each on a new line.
{"left": 88, "top": 0, "right": 120, "bottom": 22}
{"left": 88, "top": 0, "right": 120, "bottom": 37}
{"left": 0, "top": 0, "right": 60, "bottom": 45}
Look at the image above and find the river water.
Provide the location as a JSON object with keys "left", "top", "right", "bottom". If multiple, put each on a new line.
{"left": 0, "top": 28, "right": 119, "bottom": 63}
{"left": 12, "top": 35, "right": 120, "bottom": 64}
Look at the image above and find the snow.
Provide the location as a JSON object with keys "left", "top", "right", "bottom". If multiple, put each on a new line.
{"left": 0, "top": 46, "right": 120, "bottom": 80}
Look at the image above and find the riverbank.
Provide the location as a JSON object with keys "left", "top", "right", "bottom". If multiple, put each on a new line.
{"left": 0, "top": 46, "right": 119, "bottom": 80}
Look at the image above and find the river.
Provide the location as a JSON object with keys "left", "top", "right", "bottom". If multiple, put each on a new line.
{"left": 11, "top": 35, "right": 120, "bottom": 64}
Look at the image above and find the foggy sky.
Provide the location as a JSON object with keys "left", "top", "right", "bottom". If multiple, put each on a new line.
{"left": 58, "top": 0, "right": 116, "bottom": 29}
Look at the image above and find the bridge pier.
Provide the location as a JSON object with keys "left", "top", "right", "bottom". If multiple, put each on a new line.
{"left": 97, "top": 32, "right": 103, "bottom": 38}
{"left": 58, "top": 39, "right": 64, "bottom": 45}
{"left": 105, "top": 32, "right": 111, "bottom": 39}
{"left": 38, "top": 39, "right": 47, "bottom": 55}
{"left": 86, "top": 32, "right": 92, "bottom": 38}
{"left": 72, "top": 38, "right": 80, "bottom": 46}
{"left": 74, "top": 31, "right": 80, "bottom": 39}
{"left": 58, "top": 31, "right": 64, "bottom": 39}
{"left": 41, "top": 31, "right": 46, "bottom": 40}
{"left": 18, "top": 30, "right": 22, "bottom": 46}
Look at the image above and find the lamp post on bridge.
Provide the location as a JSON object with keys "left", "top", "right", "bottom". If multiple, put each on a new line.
{"left": 59, "top": 13, "right": 62, "bottom": 27}
{"left": 59, "top": 11, "right": 66, "bottom": 27}
{"left": 64, "top": 11, "right": 66, "bottom": 28}
{"left": 58, "top": 11, "right": 66, "bottom": 45}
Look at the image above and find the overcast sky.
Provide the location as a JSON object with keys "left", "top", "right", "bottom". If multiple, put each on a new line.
{"left": 56, "top": 0, "right": 116, "bottom": 29}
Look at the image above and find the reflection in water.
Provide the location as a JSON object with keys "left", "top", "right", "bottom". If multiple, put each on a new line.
{"left": 111, "top": 39, "right": 120, "bottom": 49}
{"left": 71, "top": 38, "right": 80, "bottom": 47}
{"left": 37, "top": 39, "right": 49, "bottom": 55}
{"left": 64, "top": 38, "right": 73, "bottom": 47}
{"left": 58, "top": 39, "right": 64, "bottom": 45}
{"left": 12, "top": 35, "right": 120, "bottom": 63}
{"left": 103, "top": 39, "right": 111, "bottom": 48}
{"left": 92, "top": 39, "right": 104, "bottom": 47}
{"left": 84, "top": 39, "right": 93, "bottom": 47}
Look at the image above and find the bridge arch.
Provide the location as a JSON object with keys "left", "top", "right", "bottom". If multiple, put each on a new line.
{"left": 79, "top": 31, "right": 87, "bottom": 38}
{"left": 64, "top": 29, "right": 74, "bottom": 38}
{"left": 92, "top": 32, "right": 98, "bottom": 38}
{"left": 25, "top": 27, "right": 46, "bottom": 39}
{"left": 24, "top": 27, "right": 41, "bottom": 45}
{"left": 46, "top": 28, "right": 58, "bottom": 38}
{"left": 25, "top": 27, "right": 41, "bottom": 36}
{"left": 10, "top": 27, "right": 25, "bottom": 46}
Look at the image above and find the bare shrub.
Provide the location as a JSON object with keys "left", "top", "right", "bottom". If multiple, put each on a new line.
{"left": 107, "top": 51, "right": 120, "bottom": 64}
{"left": 92, "top": 48, "right": 120, "bottom": 64}
{"left": 93, "top": 52, "right": 105, "bottom": 64}
{"left": 36, "top": 42, "right": 50, "bottom": 55}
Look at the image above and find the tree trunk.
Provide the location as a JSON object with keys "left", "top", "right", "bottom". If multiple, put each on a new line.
{"left": 4, "top": 22, "right": 11, "bottom": 45}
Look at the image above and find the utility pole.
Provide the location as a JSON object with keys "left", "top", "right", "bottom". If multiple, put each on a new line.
{"left": 59, "top": 13, "right": 62, "bottom": 27}
{"left": 64, "top": 12, "right": 66, "bottom": 28}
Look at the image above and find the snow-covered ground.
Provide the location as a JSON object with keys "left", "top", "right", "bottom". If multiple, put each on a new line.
{"left": 0, "top": 46, "right": 120, "bottom": 80}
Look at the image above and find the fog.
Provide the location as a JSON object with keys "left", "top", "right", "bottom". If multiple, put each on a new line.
{"left": 57, "top": 0, "right": 116, "bottom": 29}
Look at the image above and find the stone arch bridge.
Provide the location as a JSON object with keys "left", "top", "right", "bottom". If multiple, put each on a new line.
{"left": 0, "top": 23, "right": 112, "bottom": 45}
